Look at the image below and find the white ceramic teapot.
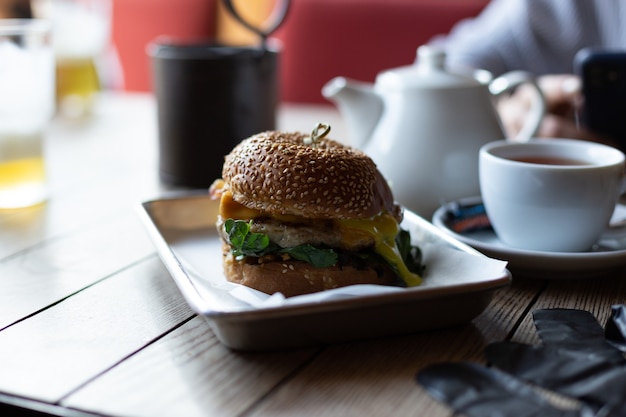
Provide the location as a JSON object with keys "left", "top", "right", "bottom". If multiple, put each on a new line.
{"left": 322, "top": 45, "right": 546, "bottom": 218}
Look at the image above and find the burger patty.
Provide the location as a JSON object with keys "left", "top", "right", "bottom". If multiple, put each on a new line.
{"left": 216, "top": 216, "right": 376, "bottom": 251}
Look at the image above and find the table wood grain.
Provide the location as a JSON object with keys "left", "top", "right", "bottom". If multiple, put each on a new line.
{"left": 1, "top": 93, "right": 624, "bottom": 417}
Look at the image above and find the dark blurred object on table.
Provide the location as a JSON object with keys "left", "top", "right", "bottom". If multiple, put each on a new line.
{"left": 0, "top": 0, "right": 32, "bottom": 18}
{"left": 148, "top": 40, "right": 279, "bottom": 188}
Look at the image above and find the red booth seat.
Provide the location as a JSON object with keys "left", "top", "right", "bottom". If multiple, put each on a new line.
{"left": 111, "top": 0, "right": 217, "bottom": 92}
{"left": 272, "top": 0, "right": 490, "bottom": 103}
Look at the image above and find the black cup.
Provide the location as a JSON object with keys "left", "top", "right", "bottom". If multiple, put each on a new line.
{"left": 148, "top": 39, "right": 279, "bottom": 188}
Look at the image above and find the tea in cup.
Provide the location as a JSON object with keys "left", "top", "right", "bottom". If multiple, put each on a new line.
{"left": 479, "top": 139, "right": 625, "bottom": 252}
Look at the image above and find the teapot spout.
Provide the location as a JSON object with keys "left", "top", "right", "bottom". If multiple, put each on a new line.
{"left": 322, "top": 77, "right": 383, "bottom": 149}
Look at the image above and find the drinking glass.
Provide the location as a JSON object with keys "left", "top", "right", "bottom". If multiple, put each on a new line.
{"left": 33, "top": 0, "right": 112, "bottom": 118}
{"left": 0, "top": 19, "right": 54, "bottom": 209}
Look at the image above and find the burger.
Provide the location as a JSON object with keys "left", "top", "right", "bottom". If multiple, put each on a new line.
{"left": 209, "top": 125, "right": 424, "bottom": 297}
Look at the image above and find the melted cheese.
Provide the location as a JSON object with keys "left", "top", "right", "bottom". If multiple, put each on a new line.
{"left": 336, "top": 213, "right": 422, "bottom": 287}
{"left": 218, "top": 190, "right": 303, "bottom": 222}
{"left": 218, "top": 188, "right": 422, "bottom": 287}
{"left": 219, "top": 189, "right": 262, "bottom": 220}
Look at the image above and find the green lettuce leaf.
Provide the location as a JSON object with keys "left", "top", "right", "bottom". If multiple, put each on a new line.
{"left": 224, "top": 219, "right": 423, "bottom": 274}
{"left": 396, "top": 228, "right": 425, "bottom": 276}
{"left": 224, "top": 219, "right": 337, "bottom": 267}
{"left": 280, "top": 244, "right": 337, "bottom": 268}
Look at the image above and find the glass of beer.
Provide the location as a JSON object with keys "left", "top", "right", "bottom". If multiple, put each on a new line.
{"left": 34, "top": 0, "right": 112, "bottom": 119}
{"left": 0, "top": 19, "right": 55, "bottom": 209}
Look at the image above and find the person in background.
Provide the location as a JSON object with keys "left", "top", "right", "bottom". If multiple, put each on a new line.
{"left": 436, "top": 0, "right": 626, "bottom": 146}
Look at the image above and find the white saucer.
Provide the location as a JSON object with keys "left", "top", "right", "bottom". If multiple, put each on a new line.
{"left": 432, "top": 196, "right": 626, "bottom": 279}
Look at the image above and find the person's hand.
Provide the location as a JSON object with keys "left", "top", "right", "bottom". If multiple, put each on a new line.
{"left": 497, "top": 74, "right": 615, "bottom": 145}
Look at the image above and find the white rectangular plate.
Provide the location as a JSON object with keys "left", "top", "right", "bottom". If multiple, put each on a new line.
{"left": 138, "top": 192, "right": 511, "bottom": 351}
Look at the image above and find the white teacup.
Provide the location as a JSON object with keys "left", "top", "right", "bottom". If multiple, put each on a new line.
{"left": 479, "top": 138, "right": 625, "bottom": 252}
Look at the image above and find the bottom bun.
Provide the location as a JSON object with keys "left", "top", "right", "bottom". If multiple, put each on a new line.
{"left": 222, "top": 246, "right": 402, "bottom": 297}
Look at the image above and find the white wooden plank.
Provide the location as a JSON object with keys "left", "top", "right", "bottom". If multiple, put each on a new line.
{"left": 64, "top": 316, "right": 318, "bottom": 417}
{"left": 0, "top": 211, "right": 158, "bottom": 329}
{"left": 0, "top": 257, "right": 194, "bottom": 403}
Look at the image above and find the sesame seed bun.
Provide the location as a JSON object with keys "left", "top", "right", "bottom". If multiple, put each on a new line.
{"left": 222, "top": 131, "right": 398, "bottom": 220}
{"left": 216, "top": 129, "right": 410, "bottom": 297}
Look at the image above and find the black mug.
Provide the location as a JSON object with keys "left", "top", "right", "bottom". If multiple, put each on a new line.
{"left": 148, "top": 39, "right": 279, "bottom": 188}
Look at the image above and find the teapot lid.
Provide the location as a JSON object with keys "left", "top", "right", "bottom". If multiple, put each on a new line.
{"left": 375, "top": 45, "right": 484, "bottom": 90}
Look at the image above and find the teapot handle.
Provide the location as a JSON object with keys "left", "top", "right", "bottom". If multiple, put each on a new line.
{"left": 488, "top": 71, "right": 546, "bottom": 142}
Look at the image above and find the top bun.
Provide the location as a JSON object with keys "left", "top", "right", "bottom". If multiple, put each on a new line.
{"left": 222, "top": 130, "right": 398, "bottom": 220}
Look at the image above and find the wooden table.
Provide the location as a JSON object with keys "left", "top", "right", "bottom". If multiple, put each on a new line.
{"left": 1, "top": 92, "right": 625, "bottom": 417}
